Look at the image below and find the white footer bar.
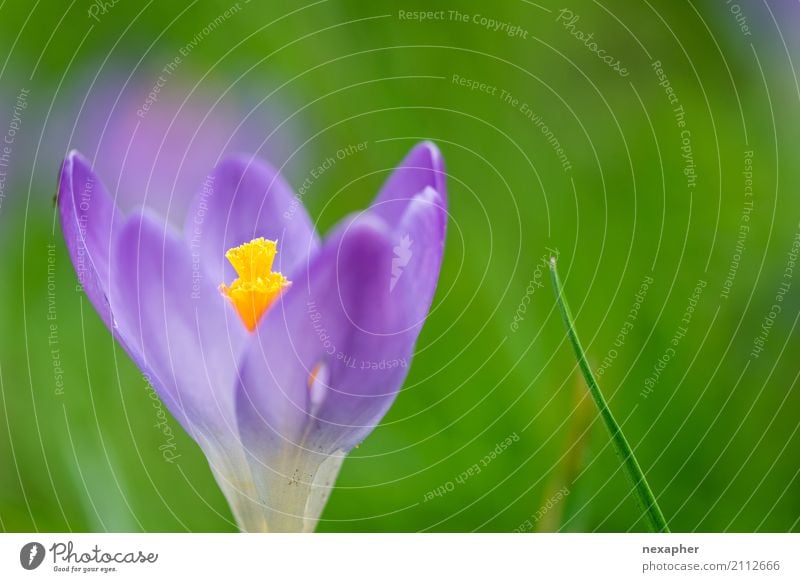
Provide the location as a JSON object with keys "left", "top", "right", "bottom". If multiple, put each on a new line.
{"left": 1, "top": 533, "right": 797, "bottom": 581}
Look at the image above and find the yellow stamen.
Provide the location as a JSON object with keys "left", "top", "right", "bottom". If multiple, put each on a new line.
{"left": 219, "top": 237, "right": 291, "bottom": 332}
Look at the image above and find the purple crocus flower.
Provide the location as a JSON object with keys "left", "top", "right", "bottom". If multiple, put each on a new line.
{"left": 58, "top": 142, "right": 447, "bottom": 532}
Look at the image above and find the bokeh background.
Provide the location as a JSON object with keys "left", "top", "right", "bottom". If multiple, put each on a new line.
{"left": 1, "top": 0, "right": 799, "bottom": 532}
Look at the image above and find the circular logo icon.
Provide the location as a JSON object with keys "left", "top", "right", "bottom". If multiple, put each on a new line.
{"left": 19, "top": 542, "right": 45, "bottom": 570}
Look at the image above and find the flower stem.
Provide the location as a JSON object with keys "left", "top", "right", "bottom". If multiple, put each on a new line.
{"left": 548, "top": 257, "right": 670, "bottom": 533}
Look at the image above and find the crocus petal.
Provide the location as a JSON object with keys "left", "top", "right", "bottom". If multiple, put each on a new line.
{"left": 184, "top": 154, "right": 320, "bottom": 285}
{"left": 58, "top": 151, "right": 122, "bottom": 328}
{"left": 233, "top": 216, "right": 402, "bottom": 530}
{"left": 384, "top": 186, "right": 447, "bottom": 321}
{"left": 369, "top": 141, "right": 446, "bottom": 228}
{"left": 238, "top": 214, "right": 406, "bottom": 445}
{"left": 111, "top": 210, "right": 246, "bottom": 442}
{"left": 312, "top": 188, "right": 446, "bottom": 449}
{"left": 111, "top": 214, "right": 260, "bottom": 533}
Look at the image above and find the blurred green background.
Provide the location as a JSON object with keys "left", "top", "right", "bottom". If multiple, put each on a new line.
{"left": 1, "top": 0, "right": 799, "bottom": 532}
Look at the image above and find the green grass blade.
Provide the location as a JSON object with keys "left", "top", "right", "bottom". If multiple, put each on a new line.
{"left": 549, "top": 257, "right": 670, "bottom": 533}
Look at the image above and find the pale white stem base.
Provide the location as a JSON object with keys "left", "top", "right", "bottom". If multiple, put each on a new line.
{"left": 209, "top": 444, "right": 346, "bottom": 533}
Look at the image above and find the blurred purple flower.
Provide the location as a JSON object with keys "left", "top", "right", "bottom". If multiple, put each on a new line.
{"left": 57, "top": 142, "right": 447, "bottom": 531}
{"left": 63, "top": 73, "right": 299, "bottom": 224}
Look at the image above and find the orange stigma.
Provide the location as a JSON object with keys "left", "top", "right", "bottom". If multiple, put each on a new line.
{"left": 219, "top": 237, "right": 290, "bottom": 332}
